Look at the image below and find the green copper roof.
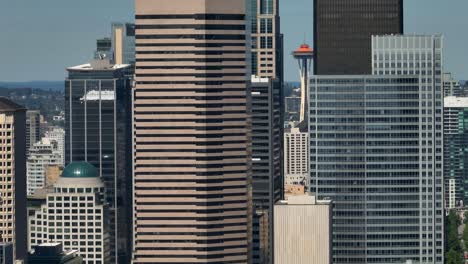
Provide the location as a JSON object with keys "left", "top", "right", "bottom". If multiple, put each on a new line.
{"left": 62, "top": 162, "right": 99, "bottom": 178}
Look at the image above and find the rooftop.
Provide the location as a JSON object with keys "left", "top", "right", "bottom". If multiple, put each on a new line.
{"left": 0, "top": 97, "right": 26, "bottom": 112}
{"left": 67, "top": 58, "right": 130, "bottom": 72}
{"left": 61, "top": 162, "right": 99, "bottom": 178}
{"left": 444, "top": 96, "right": 468, "bottom": 108}
{"left": 277, "top": 194, "right": 332, "bottom": 206}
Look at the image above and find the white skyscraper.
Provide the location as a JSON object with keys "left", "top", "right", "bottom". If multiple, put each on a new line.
{"left": 284, "top": 127, "right": 309, "bottom": 187}
{"left": 44, "top": 127, "right": 65, "bottom": 166}
{"left": 26, "top": 139, "right": 62, "bottom": 195}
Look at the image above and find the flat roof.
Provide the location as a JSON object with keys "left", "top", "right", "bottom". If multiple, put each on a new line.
{"left": 67, "top": 63, "right": 130, "bottom": 71}
{"left": 0, "top": 97, "right": 26, "bottom": 112}
{"left": 445, "top": 96, "right": 468, "bottom": 108}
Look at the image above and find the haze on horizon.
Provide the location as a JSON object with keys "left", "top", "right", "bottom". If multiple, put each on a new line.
{"left": 0, "top": 0, "right": 467, "bottom": 82}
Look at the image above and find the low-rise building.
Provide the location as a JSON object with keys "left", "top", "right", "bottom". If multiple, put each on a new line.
{"left": 28, "top": 162, "right": 109, "bottom": 263}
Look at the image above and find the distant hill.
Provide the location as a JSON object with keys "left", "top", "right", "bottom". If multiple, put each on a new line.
{"left": 0, "top": 81, "right": 64, "bottom": 91}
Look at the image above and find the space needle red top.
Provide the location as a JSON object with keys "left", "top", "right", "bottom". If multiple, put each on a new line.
{"left": 293, "top": 44, "right": 314, "bottom": 58}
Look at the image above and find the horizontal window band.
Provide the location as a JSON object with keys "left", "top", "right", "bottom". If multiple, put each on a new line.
{"left": 136, "top": 58, "right": 244, "bottom": 62}
{"left": 134, "top": 96, "right": 245, "bottom": 100}
{"left": 134, "top": 103, "right": 246, "bottom": 107}
{"left": 135, "top": 66, "right": 245, "bottom": 70}
{"left": 135, "top": 141, "right": 246, "bottom": 145}
{"left": 134, "top": 126, "right": 245, "bottom": 130}
{"left": 135, "top": 185, "right": 246, "bottom": 189}
{"left": 135, "top": 14, "right": 245, "bottom": 20}
{"left": 135, "top": 43, "right": 245, "bottom": 47}
{"left": 134, "top": 193, "right": 247, "bottom": 199}
{"left": 135, "top": 73, "right": 245, "bottom": 77}
{"left": 136, "top": 34, "right": 245, "bottom": 40}
{"left": 135, "top": 24, "right": 245, "bottom": 30}
{"left": 134, "top": 178, "right": 245, "bottom": 183}
{"left": 136, "top": 50, "right": 244, "bottom": 55}
{"left": 133, "top": 133, "right": 245, "bottom": 137}
{"left": 134, "top": 89, "right": 246, "bottom": 92}
{"left": 136, "top": 81, "right": 245, "bottom": 84}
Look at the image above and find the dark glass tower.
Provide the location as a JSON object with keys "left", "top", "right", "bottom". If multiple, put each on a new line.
{"left": 249, "top": 0, "right": 284, "bottom": 263}
{"left": 65, "top": 59, "right": 132, "bottom": 263}
{"left": 313, "top": 0, "right": 403, "bottom": 75}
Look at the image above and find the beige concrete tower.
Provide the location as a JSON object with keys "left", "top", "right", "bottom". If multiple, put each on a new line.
{"left": 133, "top": 0, "right": 252, "bottom": 263}
{"left": 251, "top": 0, "right": 281, "bottom": 79}
{"left": 0, "top": 98, "right": 27, "bottom": 261}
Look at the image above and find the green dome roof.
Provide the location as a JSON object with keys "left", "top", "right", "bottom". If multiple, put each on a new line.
{"left": 62, "top": 162, "right": 99, "bottom": 178}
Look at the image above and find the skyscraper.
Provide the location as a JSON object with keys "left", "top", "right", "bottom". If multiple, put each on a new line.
{"left": 65, "top": 59, "right": 132, "bottom": 263}
{"left": 44, "top": 127, "right": 65, "bottom": 166}
{"left": 443, "top": 96, "right": 468, "bottom": 208}
{"left": 311, "top": 75, "right": 429, "bottom": 263}
{"left": 112, "top": 23, "right": 136, "bottom": 67}
{"left": 26, "top": 139, "right": 62, "bottom": 195}
{"left": 443, "top": 73, "right": 462, "bottom": 97}
{"left": 0, "top": 243, "right": 13, "bottom": 264}
{"left": 94, "top": 37, "right": 113, "bottom": 60}
{"left": 372, "top": 35, "right": 444, "bottom": 263}
{"left": 313, "top": 0, "right": 403, "bottom": 75}
{"left": 250, "top": 0, "right": 282, "bottom": 79}
{"left": 250, "top": 76, "right": 282, "bottom": 264}
{"left": 284, "top": 127, "right": 309, "bottom": 187}
{"left": 249, "top": 0, "right": 283, "bottom": 262}
{"left": 0, "top": 98, "right": 27, "bottom": 261}
{"left": 26, "top": 110, "right": 41, "bottom": 153}
{"left": 133, "top": 0, "right": 252, "bottom": 262}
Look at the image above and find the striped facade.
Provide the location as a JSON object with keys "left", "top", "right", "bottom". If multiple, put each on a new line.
{"left": 133, "top": 0, "right": 252, "bottom": 263}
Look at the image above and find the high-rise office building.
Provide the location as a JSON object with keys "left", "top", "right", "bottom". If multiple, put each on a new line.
{"left": 274, "top": 194, "right": 332, "bottom": 264}
{"left": 44, "top": 127, "right": 65, "bottom": 166}
{"left": 112, "top": 23, "right": 136, "bottom": 67}
{"left": 310, "top": 75, "right": 440, "bottom": 263}
{"left": 285, "top": 96, "right": 300, "bottom": 122}
{"left": 250, "top": 0, "right": 282, "bottom": 80}
{"left": 94, "top": 37, "right": 113, "bottom": 60}
{"left": 284, "top": 127, "right": 309, "bottom": 187}
{"left": 443, "top": 73, "right": 462, "bottom": 97}
{"left": 0, "top": 243, "right": 13, "bottom": 264}
{"left": 249, "top": 0, "right": 283, "bottom": 262}
{"left": 443, "top": 96, "right": 468, "bottom": 208}
{"left": 313, "top": 0, "right": 403, "bottom": 75}
{"left": 372, "top": 35, "right": 444, "bottom": 263}
{"left": 0, "top": 98, "right": 27, "bottom": 261}
{"left": 26, "top": 138, "right": 62, "bottom": 195}
{"left": 250, "top": 76, "right": 282, "bottom": 264}
{"left": 26, "top": 110, "right": 41, "bottom": 153}
{"left": 65, "top": 59, "right": 132, "bottom": 263}
{"left": 133, "top": 0, "right": 252, "bottom": 262}
{"left": 28, "top": 162, "right": 109, "bottom": 263}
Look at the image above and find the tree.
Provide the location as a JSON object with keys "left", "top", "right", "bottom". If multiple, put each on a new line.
{"left": 446, "top": 248, "right": 462, "bottom": 264}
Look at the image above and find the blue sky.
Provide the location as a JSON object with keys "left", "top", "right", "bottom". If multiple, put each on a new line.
{"left": 0, "top": 0, "right": 467, "bottom": 82}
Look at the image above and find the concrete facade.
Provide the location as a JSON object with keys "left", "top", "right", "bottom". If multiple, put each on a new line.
{"left": 133, "top": 0, "right": 252, "bottom": 262}
{"left": 274, "top": 195, "right": 332, "bottom": 264}
{"left": 284, "top": 127, "right": 309, "bottom": 187}
{"left": 0, "top": 98, "right": 27, "bottom": 261}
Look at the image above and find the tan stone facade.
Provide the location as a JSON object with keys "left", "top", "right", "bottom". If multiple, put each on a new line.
{"left": 133, "top": 0, "right": 251, "bottom": 262}
{"left": 274, "top": 195, "right": 332, "bottom": 264}
{"left": 0, "top": 98, "right": 27, "bottom": 261}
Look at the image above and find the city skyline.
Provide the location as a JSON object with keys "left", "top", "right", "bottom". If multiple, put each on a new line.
{"left": 0, "top": 0, "right": 467, "bottom": 82}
